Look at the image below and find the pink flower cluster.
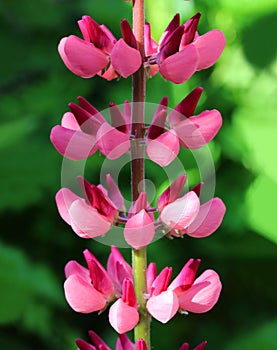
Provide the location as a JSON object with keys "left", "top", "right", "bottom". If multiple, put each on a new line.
{"left": 55, "top": 173, "right": 225, "bottom": 249}
{"left": 58, "top": 13, "right": 225, "bottom": 83}
{"left": 64, "top": 247, "right": 221, "bottom": 334}
{"left": 50, "top": 87, "right": 222, "bottom": 166}
{"left": 76, "top": 330, "right": 207, "bottom": 350}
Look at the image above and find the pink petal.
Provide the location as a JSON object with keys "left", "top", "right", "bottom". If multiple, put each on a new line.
{"left": 111, "top": 39, "right": 142, "bottom": 78}
{"left": 186, "top": 198, "right": 226, "bottom": 238}
{"left": 106, "top": 174, "right": 126, "bottom": 211}
{"left": 179, "top": 344, "right": 189, "bottom": 350}
{"left": 174, "top": 109, "right": 222, "bottom": 149}
{"left": 161, "top": 191, "right": 200, "bottom": 230}
{"left": 122, "top": 278, "right": 136, "bottom": 307}
{"left": 150, "top": 267, "right": 172, "bottom": 296}
{"left": 58, "top": 36, "right": 108, "bottom": 78}
{"left": 124, "top": 210, "right": 155, "bottom": 249}
{"left": 97, "top": 123, "right": 130, "bottom": 160}
{"left": 107, "top": 246, "right": 133, "bottom": 295}
{"left": 64, "top": 260, "right": 89, "bottom": 279}
{"left": 116, "top": 334, "right": 135, "bottom": 350}
{"left": 76, "top": 338, "right": 97, "bottom": 350}
{"left": 69, "top": 199, "right": 111, "bottom": 238}
{"left": 144, "top": 22, "right": 158, "bottom": 56}
{"left": 88, "top": 330, "right": 111, "bottom": 350}
{"left": 146, "top": 129, "right": 180, "bottom": 166}
{"left": 168, "top": 258, "right": 201, "bottom": 294}
{"left": 146, "top": 290, "right": 179, "bottom": 323}
{"left": 55, "top": 188, "right": 81, "bottom": 225}
{"left": 109, "top": 299, "right": 139, "bottom": 334}
{"left": 50, "top": 125, "right": 97, "bottom": 160}
{"left": 157, "top": 174, "right": 187, "bottom": 211}
{"left": 193, "top": 29, "right": 226, "bottom": 70}
{"left": 99, "top": 64, "right": 118, "bottom": 80}
{"left": 178, "top": 269, "right": 222, "bottom": 313}
{"left": 64, "top": 274, "right": 107, "bottom": 313}
{"left": 129, "top": 192, "right": 147, "bottom": 216}
{"left": 136, "top": 339, "right": 148, "bottom": 350}
{"left": 159, "top": 44, "right": 198, "bottom": 84}
{"left": 194, "top": 341, "right": 207, "bottom": 350}
{"left": 146, "top": 262, "right": 157, "bottom": 294}
{"left": 159, "top": 14, "right": 180, "bottom": 47}
{"left": 61, "top": 112, "right": 79, "bottom": 130}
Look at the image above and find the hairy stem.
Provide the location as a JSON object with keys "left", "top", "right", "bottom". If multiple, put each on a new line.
{"left": 131, "top": 0, "right": 150, "bottom": 346}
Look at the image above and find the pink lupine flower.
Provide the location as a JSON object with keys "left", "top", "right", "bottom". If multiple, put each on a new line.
{"left": 76, "top": 330, "right": 111, "bottom": 350}
{"left": 145, "top": 13, "right": 226, "bottom": 83}
{"left": 107, "top": 246, "right": 133, "bottom": 296}
{"left": 158, "top": 174, "right": 226, "bottom": 238}
{"left": 50, "top": 96, "right": 130, "bottom": 160}
{"left": 64, "top": 249, "right": 115, "bottom": 313}
{"left": 146, "top": 259, "right": 222, "bottom": 323}
{"left": 180, "top": 341, "right": 207, "bottom": 350}
{"left": 109, "top": 278, "right": 139, "bottom": 333}
{"left": 168, "top": 259, "right": 222, "bottom": 314}
{"left": 124, "top": 192, "right": 155, "bottom": 249}
{"left": 58, "top": 16, "right": 141, "bottom": 79}
{"left": 55, "top": 175, "right": 119, "bottom": 239}
{"left": 146, "top": 87, "right": 222, "bottom": 166}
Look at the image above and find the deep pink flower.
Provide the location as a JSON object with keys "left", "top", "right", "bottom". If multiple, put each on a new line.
{"left": 55, "top": 175, "right": 120, "bottom": 239}
{"left": 50, "top": 96, "right": 130, "bottom": 161}
{"left": 109, "top": 278, "right": 139, "bottom": 333}
{"left": 64, "top": 249, "right": 114, "bottom": 313}
{"left": 145, "top": 13, "right": 226, "bottom": 83}
{"left": 76, "top": 330, "right": 111, "bottom": 350}
{"left": 58, "top": 16, "right": 141, "bottom": 79}
{"left": 158, "top": 174, "right": 226, "bottom": 238}
{"left": 146, "top": 87, "right": 222, "bottom": 166}
{"left": 124, "top": 192, "right": 155, "bottom": 249}
{"left": 146, "top": 259, "right": 222, "bottom": 323}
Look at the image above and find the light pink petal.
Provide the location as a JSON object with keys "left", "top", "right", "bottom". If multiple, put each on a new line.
{"left": 111, "top": 39, "right": 142, "bottom": 78}
{"left": 106, "top": 174, "right": 126, "bottom": 211}
{"left": 97, "top": 123, "right": 130, "bottom": 160}
{"left": 116, "top": 334, "right": 135, "bottom": 350}
{"left": 107, "top": 246, "right": 133, "bottom": 295}
{"left": 159, "top": 44, "right": 198, "bottom": 84}
{"left": 150, "top": 267, "right": 172, "bottom": 296}
{"left": 69, "top": 199, "right": 111, "bottom": 238}
{"left": 178, "top": 269, "right": 222, "bottom": 313}
{"left": 193, "top": 29, "right": 226, "bottom": 70}
{"left": 174, "top": 109, "right": 222, "bottom": 149}
{"left": 124, "top": 210, "right": 155, "bottom": 249}
{"left": 64, "top": 260, "right": 89, "bottom": 279}
{"left": 50, "top": 125, "right": 97, "bottom": 160}
{"left": 55, "top": 188, "right": 81, "bottom": 225}
{"left": 161, "top": 191, "right": 200, "bottom": 230}
{"left": 186, "top": 198, "right": 226, "bottom": 238}
{"left": 61, "top": 112, "right": 79, "bottom": 130}
{"left": 109, "top": 299, "right": 139, "bottom": 334}
{"left": 64, "top": 274, "right": 106, "bottom": 313}
{"left": 99, "top": 64, "right": 119, "bottom": 81}
{"left": 58, "top": 36, "right": 108, "bottom": 78}
{"left": 146, "top": 129, "right": 180, "bottom": 166}
{"left": 146, "top": 290, "right": 179, "bottom": 323}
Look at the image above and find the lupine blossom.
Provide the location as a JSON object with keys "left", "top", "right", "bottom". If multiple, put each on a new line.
{"left": 77, "top": 331, "right": 207, "bottom": 350}
{"left": 58, "top": 16, "right": 141, "bottom": 80}
{"left": 55, "top": 175, "right": 123, "bottom": 239}
{"left": 158, "top": 174, "right": 226, "bottom": 238}
{"left": 146, "top": 259, "right": 222, "bottom": 323}
{"left": 145, "top": 13, "right": 226, "bottom": 83}
{"left": 64, "top": 247, "right": 138, "bottom": 332}
{"left": 50, "top": 96, "right": 131, "bottom": 160}
{"left": 146, "top": 87, "right": 222, "bottom": 166}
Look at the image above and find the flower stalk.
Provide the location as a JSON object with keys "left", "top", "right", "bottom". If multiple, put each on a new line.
{"left": 131, "top": 0, "right": 150, "bottom": 346}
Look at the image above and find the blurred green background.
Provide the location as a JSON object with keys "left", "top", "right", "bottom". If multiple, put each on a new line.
{"left": 0, "top": 0, "right": 276, "bottom": 349}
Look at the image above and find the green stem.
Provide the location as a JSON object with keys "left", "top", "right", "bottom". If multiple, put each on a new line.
{"left": 131, "top": 0, "right": 150, "bottom": 347}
